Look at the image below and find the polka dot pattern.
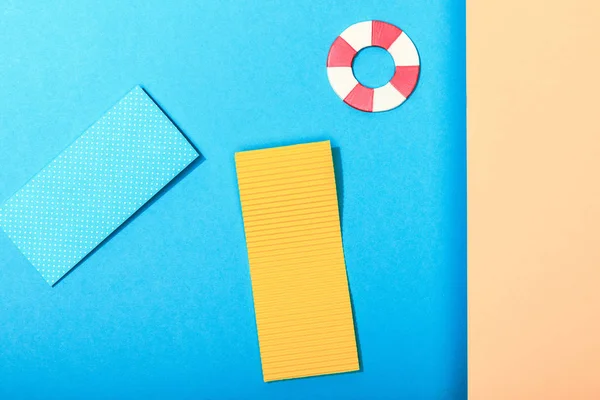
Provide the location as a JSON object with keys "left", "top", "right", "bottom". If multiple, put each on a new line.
{"left": 0, "top": 86, "right": 199, "bottom": 285}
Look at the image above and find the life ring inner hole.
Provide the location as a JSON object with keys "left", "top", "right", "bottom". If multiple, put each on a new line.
{"left": 351, "top": 46, "right": 396, "bottom": 89}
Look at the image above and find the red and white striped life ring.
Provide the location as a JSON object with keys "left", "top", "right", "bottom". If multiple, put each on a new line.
{"left": 327, "top": 20, "right": 420, "bottom": 113}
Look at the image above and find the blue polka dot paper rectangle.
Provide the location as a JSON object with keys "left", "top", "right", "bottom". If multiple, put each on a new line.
{"left": 0, "top": 86, "right": 199, "bottom": 285}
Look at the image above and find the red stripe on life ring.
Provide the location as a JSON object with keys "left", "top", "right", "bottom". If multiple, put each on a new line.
{"left": 344, "top": 84, "right": 374, "bottom": 112}
{"left": 327, "top": 36, "right": 357, "bottom": 67}
{"left": 372, "top": 20, "right": 403, "bottom": 50}
{"left": 390, "top": 66, "right": 420, "bottom": 98}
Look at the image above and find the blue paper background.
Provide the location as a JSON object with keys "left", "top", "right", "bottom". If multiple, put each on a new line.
{"left": 0, "top": 1, "right": 466, "bottom": 399}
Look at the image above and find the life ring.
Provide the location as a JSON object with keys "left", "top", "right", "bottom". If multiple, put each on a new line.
{"left": 327, "top": 20, "right": 420, "bottom": 112}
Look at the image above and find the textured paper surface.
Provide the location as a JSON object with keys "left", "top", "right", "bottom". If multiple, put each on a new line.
{"left": 235, "top": 141, "right": 359, "bottom": 382}
{"left": 468, "top": 1, "right": 600, "bottom": 398}
{"left": 0, "top": 86, "right": 199, "bottom": 285}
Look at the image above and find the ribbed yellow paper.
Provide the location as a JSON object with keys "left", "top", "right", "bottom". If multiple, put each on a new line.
{"left": 235, "top": 141, "right": 359, "bottom": 382}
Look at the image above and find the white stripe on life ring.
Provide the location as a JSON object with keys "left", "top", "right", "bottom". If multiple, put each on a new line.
{"left": 339, "top": 21, "right": 373, "bottom": 53}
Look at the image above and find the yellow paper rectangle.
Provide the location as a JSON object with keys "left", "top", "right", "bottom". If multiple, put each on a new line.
{"left": 235, "top": 140, "right": 359, "bottom": 382}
